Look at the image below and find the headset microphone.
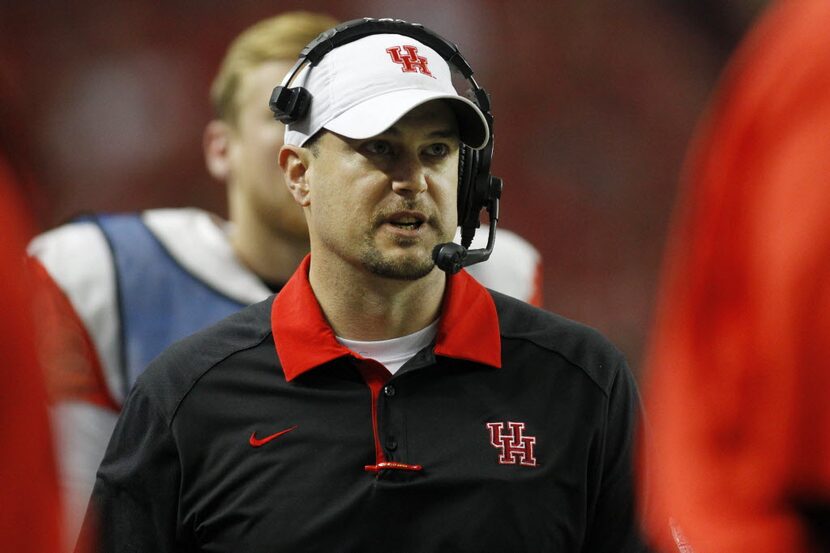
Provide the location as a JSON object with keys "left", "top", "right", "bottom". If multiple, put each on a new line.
{"left": 433, "top": 176, "right": 502, "bottom": 274}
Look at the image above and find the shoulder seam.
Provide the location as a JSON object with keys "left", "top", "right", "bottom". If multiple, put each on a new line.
{"left": 500, "top": 330, "right": 622, "bottom": 397}
{"left": 166, "top": 328, "right": 275, "bottom": 427}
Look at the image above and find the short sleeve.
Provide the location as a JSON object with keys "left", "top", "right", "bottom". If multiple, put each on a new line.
{"left": 78, "top": 383, "right": 186, "bottom": 553}
{"left": 584, "top": 362, "right": 649, "bottom": 553}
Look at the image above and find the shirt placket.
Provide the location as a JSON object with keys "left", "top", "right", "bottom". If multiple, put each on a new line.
{"left": 356, "top": 354, "right": 431, "bottom": 476}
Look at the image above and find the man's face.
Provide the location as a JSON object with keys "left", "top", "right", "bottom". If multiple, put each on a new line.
{"left": 228, "top": 60, "right": 307, "bottom": 238}
{"left": 305, "top": 101, "right": 460, "bottom": 280}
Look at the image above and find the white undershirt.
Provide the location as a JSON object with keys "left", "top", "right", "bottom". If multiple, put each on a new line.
{"left": 336, "top": 320, "right": 440, "bottom": 374}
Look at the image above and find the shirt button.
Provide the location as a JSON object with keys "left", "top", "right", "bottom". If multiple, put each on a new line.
{"left": 383, "top": 385, "right": 396, "bottom": 397}
{"left": 386, "top": 438, "right": 398, "bottom": 451}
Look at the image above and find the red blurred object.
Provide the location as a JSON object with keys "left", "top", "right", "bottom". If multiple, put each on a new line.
{"left": 641, "top": 0, "right": 830, "bottom": 550}
{"left": 0, "top": 155, "right": 63, "bottom": 552}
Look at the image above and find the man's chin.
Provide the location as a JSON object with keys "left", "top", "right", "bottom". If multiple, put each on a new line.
{"left": 361, "top": 250, "right": 437, "bottom": 281}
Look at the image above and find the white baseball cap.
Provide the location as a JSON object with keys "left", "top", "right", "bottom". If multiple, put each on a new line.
{"left": 282, "top": 33, "right": 490, "bottom": 150}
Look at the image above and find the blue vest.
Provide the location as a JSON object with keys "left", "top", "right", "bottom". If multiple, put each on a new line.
{"left": 92, "top": 214, "right": 248, "bottom": 396}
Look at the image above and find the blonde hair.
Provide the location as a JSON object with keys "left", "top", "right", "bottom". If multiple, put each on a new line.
{"left": 210, "top": 11, "right": 338, "bottom": 125}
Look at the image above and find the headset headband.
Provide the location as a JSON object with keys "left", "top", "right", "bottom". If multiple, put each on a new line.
{"left": 277, "top": 18, "right": 492, "bottom": 123}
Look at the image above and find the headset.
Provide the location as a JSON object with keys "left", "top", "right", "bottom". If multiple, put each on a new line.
{"left": 269, "top": 17, "right": 502, "bottom": 274}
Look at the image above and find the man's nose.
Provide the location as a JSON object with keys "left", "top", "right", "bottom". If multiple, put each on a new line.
{"left": 390, "top": 154, "right": 428, "bottom": 196}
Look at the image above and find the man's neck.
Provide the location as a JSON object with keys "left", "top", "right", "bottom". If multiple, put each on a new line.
{"left": 229, "top": 215, "right": 309, "bottom": 286}
{"left": 308, "top": 256, "right": 446, "bottom": 341}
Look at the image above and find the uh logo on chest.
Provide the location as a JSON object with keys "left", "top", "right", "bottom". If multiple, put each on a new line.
{"left": 486, "top": 421, "right": 538, "bottom": 467}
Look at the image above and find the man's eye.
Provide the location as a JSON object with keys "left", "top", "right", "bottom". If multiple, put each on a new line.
{"left": 364, "top": 141, "right": 393, "bottom": 156}
{"left": 424, "top": 143, "right": 450, "bottom": 157}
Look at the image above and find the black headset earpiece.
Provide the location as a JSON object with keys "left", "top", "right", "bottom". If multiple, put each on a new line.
{"left": 269, "top": 86, "right": 310, "bottom": 124}
{"left": 269, "top": 18, "right": 502, "bottom": 273}
{"left": 456, "top": 144, "right": 477, "bottom": 247}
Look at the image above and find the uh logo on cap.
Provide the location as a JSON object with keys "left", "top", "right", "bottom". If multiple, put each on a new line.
{"left": 386, "top": 45, "right": 434, "bottom": 77}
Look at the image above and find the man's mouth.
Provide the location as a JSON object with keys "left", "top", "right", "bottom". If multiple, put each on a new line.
{"left": 386, "top": 212, "right": 427, "bottom": 230}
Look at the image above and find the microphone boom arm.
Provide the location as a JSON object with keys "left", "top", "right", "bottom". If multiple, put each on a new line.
{"left": 432, "top": 177, "right": 502, "bottom": 274}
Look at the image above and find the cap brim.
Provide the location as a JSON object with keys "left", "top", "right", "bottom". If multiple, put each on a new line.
{"left": 323, "top": 89, "right": 490, "bottom": 150}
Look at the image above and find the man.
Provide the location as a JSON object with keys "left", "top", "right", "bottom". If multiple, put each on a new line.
{"left": 83, "top": 20, "right": 644, "bottom": 552}
{"left": 30, "top": 11, "right": 542, "bottom": 547}
{"left": 641, "top": 1, "right": 830, "bottom": 551}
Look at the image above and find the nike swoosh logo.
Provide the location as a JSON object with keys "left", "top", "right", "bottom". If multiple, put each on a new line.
{"left": 249, "top": 425, "right": 298, "bottom": 447}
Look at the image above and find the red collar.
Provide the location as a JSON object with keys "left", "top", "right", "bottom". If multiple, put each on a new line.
{"left": 271, "top": 255, "right": 501, "bottom": 381}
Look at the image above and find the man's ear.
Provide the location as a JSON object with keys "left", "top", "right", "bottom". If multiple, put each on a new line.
{"left": 203, "top": 120, "right": 233, "bottom": 181}
{"left": 279, "top": 145, "right": 312, "bottom": 207}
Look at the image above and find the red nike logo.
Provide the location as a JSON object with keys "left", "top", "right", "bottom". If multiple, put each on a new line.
{"left": 249, "top": 425, "right": 298, "bottom": 447}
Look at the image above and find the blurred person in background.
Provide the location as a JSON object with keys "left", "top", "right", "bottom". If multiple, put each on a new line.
{"left": 28, "top": 10, "right": 542, "bottom": 549}
{"left": 640, "top": 0, "right": 830, "bottom": 551}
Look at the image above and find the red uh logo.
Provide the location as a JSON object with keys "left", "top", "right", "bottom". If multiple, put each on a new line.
{"left": 386, "top": 45, "right": 433, "bottom": 77}
{"left": 486, "top": 422, "right": 538, "bottom": 467}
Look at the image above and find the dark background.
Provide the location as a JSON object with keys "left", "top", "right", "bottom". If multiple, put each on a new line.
{"left": 0, "top": 0, "right": 770, "bottom": 369}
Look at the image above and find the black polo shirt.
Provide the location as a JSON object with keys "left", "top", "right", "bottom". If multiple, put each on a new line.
{"left": 85, "top": 255, "right": 647, "bottom": 552}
